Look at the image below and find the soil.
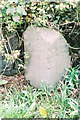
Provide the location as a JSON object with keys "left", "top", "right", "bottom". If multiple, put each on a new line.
{"left": 0, "top": 72, "right": 29, "bottom": 95}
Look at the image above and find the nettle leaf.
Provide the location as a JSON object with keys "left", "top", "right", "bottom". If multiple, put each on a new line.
{"left": 13, "top": 15, "right": 20, "bottom": 22}
{"left": 17, "top": 5, "right": 27, "bottom": 15}
{"left": 6, "top": 6, "right": 16, "bottom": 15}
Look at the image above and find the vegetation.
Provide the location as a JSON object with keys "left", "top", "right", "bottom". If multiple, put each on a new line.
{"left": 0, "top": 0, "right": 80, "bottom": 119}
{"left": 0, "top": 65, "right": 79, "bottom": 118}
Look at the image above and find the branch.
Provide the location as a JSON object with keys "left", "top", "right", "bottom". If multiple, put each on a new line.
{"left": 66, "top": 41, "right": 80, "bottom": 50}
{"left": 59, "top": 21, "right": 76, "bottom": 26}
{"left": 77, "top": 10, "right": 80, "bottom": 26}
{"left": 6, "top": 35, "right": 15, "bottom": 63}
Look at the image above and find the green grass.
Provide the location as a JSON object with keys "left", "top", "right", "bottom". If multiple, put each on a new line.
{"left": 0, "top": 65, "right": 79, "bottom": 118}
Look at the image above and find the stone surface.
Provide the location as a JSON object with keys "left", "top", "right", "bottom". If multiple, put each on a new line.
{"left": 23, "top": 26, "right": 70, "bottom": 88}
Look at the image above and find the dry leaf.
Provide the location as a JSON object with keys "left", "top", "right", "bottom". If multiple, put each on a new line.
{"left": 39, "top": 107, "right": 47, "bottom": 117}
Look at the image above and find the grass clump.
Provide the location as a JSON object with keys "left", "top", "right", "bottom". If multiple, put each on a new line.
{"left": 0, "top": 65, "right": 79, "bottom": 118}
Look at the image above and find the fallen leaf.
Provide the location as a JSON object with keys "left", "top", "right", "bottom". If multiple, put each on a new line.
{"left": 39, "top": 107, "right": 47, "bottom": 117}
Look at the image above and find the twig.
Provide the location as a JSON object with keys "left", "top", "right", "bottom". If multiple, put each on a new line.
{"left": 16, "top": 31, "right": 23, "bottom": 47}
{"left": 49, "top": 21, "right": 80, "bottom": 50}
{"left": 59, "top": 21, "right": 76, "bottom": 26}
{"left": 77, "top": 10, "right": 80, "bottom": 26}
{"left": 66, "top": 41, "right": 80, "bottom": 50}
{"left": 63, "top": 65, "right": 71, "bottom": 83}
{"left": 69, "top": 23, "right": 76, "bottom": 35}
{"left": 1, "top": 61, "right": 10, "bottom": 75}
{"left": 6, "top": 35, "right": 15, "bottom": 63}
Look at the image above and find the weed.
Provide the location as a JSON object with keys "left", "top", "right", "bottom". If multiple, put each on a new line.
{"left": 0, "top": 65, "right": 79, "bottom": 118}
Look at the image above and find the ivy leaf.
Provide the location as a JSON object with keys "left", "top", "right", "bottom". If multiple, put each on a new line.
{"left": 13, "top": 15, "right": 20, "bottom": 22}
{"left": 6, "top": 6, "right": 16, "bottom": 15}
{"left": 0, "top": 80, "right": 8, "bottom": 85}
{"left": 17, "top": 5, "right": 27, "bottom": 15}
{"left": 39, "top": 107, "right": 47, "bottom": 118}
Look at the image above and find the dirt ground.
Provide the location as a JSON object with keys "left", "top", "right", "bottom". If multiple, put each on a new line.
{"left": 0, "top": 73, "right": 29, "bottom": 95}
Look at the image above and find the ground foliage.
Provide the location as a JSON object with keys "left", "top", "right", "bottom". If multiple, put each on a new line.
{"left": 0, "top": 65, "right": 79, "bottom": 118}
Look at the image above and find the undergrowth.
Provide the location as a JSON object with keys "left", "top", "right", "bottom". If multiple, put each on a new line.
{"left": 0, "top": 65, "right": 79, "bottom": 119}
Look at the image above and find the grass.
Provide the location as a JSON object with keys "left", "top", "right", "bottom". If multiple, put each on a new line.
{"left": 0, "top": 65, "right": 79, "bottom": 119}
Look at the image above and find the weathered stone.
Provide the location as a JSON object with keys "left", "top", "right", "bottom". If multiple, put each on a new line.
{"left": 23, "top": 26, "right": 70, "bottom": 88}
